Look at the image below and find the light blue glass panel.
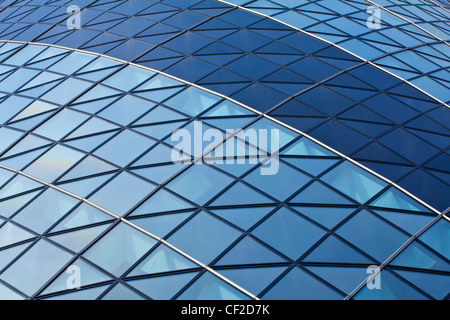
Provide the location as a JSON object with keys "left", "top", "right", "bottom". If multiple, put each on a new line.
{"left": 131, "top": 211, "right": 193, "bottom": 238}
{"left": 337, "top": 210, "right": 410, "bottom": 262}
{"left": 50, "top": 224, "right": 110, "bottom": 253}
{"left": 167, "top": 211, "right": 241, "bottom": 264}
{"left": 0, "top": 283, "right": 24, "bottom": 300}
{"left": 354, "top": 270, "right": 428, "bottom": 300}
{"left": 41, "top": 258, "right": 112, "bottom": 296}
{"left": 0, "top": 68, "right": 40, "bottom": 93}
{"left": 0, "top": 95, "right": 33, "bottom": 124}
{"left": 136, "top": 74, "right": 183, "bottom": 91}
{"left": 83, "top": 223, "right": 157, "bottom": 277}
{"left": 60, "top": 155, "right": 116, "bottom": 181}
{"left": 370, "top": 187, "right": 431, "bottom": 212}
{"left": 41, "top": 78, "right": 93, "bottom": 105}
{"left": 130, "top": 188, "right": 194, "bottom": 216}
{"left": 0, "top": 222, "right": 34, "bottom": 248}
{"left": 252, "top": 207, "right": 326, "bottom": 260}
{"left": 101, "top": 283, "right": 145, "bottom": 300}
{"left": 1, "top": 240, "right": 73, "bottom": 296}
{"left": 24, "top": 145, "right": 85, "bottom": 182}
{"left": 391, "top": 241, "right": 449, "bottom": 272}
{"left": 245, "top": 118, "right": 297, "bottom": 152}
{"left": 166, "top": 164, "right": 233, "bottom": 205}
{"left": 203, "top": 100, "right": 255, "bottom": 117}
{"left": 58, "top": 174, "right": 114, "bottom": 198}
{"left": 103, "top": 66, "right": 154, "bottom": 92}
{"left": 51, "top": 203, "right": 112, "bottom": 232}
{"left": 3, "top": 45, "right": 46, "bottom": 66}
{"left": 0, "top": 191, "right": 40, "bottom": 218}
{"left": 177, "top": 272, "right": 250, "bottom": 300}
{"left": 419, "top": 219, "right": 450, "bottom": 260}
{"left": 0, "top": 128, "right": 23, "bottom": 154}
{"left": 211, "top": 182, "right": 274, "bottom": 206}
{"left": 128, "top": 272, "right": 198, "bottom": 300}
{"left": 33, "top": 108, "right": 89, "bottom": 141}
{"left": 129, "top": 244, "right": 198, "bottom": 277}
{"left": 281, "top": 138, "right": 336, "bottom": 157}
{"left": 210, "top": 207, "right": 274, "bottom": 230}
{"left": 98, "top": 95, "right": 155, "bottom": 126}
{"left": 244, "top": 160, "right": 310, "bottom": 200}
{"left": 43, "top": 285, "right": 109, "bottom": 300}
{"left": 12, "top": 188, "right": 79, "bottom": 234}
{"left": 0, "top": 243, "right": 31, "bottom": 271}
{"left": 321, "top": 162, "right": 387, "bottom": 204}
{"left": 48, "top": 52, "right": 96, "bottom": 75}
{"left": 11, "top": 100, "right": 57, "bottom": 122}
{"left": 164, "top": 87, "right": 221, "bottom": 117}
{"left": 93, "top": 130, "right": 155, "bottom": 167}
{"left": 88, "top": 172, "right": 156, "bottom": 216}
{"left": 262, "top": 267, "right": 343, "bottom": 300}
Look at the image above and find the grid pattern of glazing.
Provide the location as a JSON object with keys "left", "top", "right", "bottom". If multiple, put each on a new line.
{"left": 223, "top": 0, "right": 450, "bottom": 103}
{"left": 0, "top": 42, "right": 448, "bottom": 300}
{"left": 0, "top": 0, "right": 449, "bottom": 212}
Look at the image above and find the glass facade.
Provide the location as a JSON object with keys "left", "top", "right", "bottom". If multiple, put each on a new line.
{"left": 0, "top": 0, "right": 448, "bottom": 300}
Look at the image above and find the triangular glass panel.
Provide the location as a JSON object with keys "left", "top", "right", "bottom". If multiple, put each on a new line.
{"left": 10, "top": 100, "right": 58, "bottom": 122}
{"left": 52, "top": 203, "right": 112, "bottom": 233}
{"left": 127, "top": 272, "right": 198, "bottom": 300}
{"left": 129, "top": 244, "right": 198, "bottom": 277}
{"left": 0, "top": 222, "right": 35, "bottom": 248}
{"left": 0, "top": 243, "right": 31, "bottom": 271}
{"left": 101, "top": 283, "right": 145, "bottom": 300}
{"left": 134, "top": 121, "right": 186, "bottom": 140}
{"left": 370, "top": 187, "right": 431, "bottom": 212}
{"left": 293, "top": 207, "right": 355, "bottom": 230}
{"left": 306, "top": 266, "right": 372, "bottom": 296}
{"left": 209, "top": 207, "right": 274, "bottom": 230}
{"left": 133, "top": 106, "right": 188, "bottom": 126}
{"left": 354, "top": 270, "right": 427, "bottom": 300}
{"left": 395, "top": 269, "right": 450, "bottom": 300}
{"left": 130, "top": 211, "right": 193, "bottom": 239}
{"left": 129, "top": 188, "right": 195, "bottom": 216}
{"left": 210, "top": 182, "right": 274, "bottom": 206}
{"left": 64, "top": 132, "right": 116, "bottom": 153}
{"left": 50, "top": 224, "right": 110, "bottom": 253}
{"left": 217, "top": 266, "right": 287, "bottom": 296}
{"left": 42, "top": 285, "right": 110, "bottom": 300}
{"left": 131, "top": 163, "right": 186, "bottom": 185}
{"left": 60, "top": 156, "right": 117, "bottom": 181}
{"left": 303, "top": 235, "right": 373, "bottom": 264}
{"left": 262, "top": 267, "right": 344, "bottom": 300}
{"left": 215, "top": 235, "right": 286, "bottom": 266}
{"left": 283, "top": 158, "right": 338, "bottom": 176}
{"left": 66, "top": 117, "right": 119, "bottom": 140}
{"left": 176, "top": 272, "right": 250, "bottom": 300}
{"left": 0, "top": 175, "right": 42, "bottom": 200}
{"left": 281, "top": 138, "right": 336, "bottom": 157}
{"left": 58, "top": 174, "right": 114, "bottom": 199}
{"left": 289, "top": 181, "right": 355, "bottom": 205}
{"left": 371, "top": 209, "right": 433, "bottom": 236}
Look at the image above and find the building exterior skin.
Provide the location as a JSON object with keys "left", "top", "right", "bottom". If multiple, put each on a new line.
{"left": 0, "top": 0, "right": 448, "bottom": 300}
